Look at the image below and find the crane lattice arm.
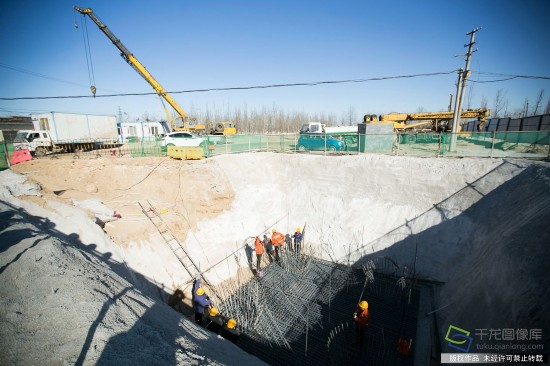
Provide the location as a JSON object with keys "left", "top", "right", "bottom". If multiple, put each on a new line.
{"left": 378, "top": 108, "right": 491, "bottom": 131}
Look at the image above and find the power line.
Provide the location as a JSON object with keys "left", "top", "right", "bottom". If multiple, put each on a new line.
{"left": 0, "top": 62, "right": 89, "bottom": 88}
{"left": 0, "top": 107, "right": 115, "bottom": 116}
{"left": 0, "top": 62, "right": 121, "bottom": 93}
{"left": 470, "top": 72, "right": 550, "bottom": 83}
{"left": 2, "top": 70, "right": 547, "bottom": 101}
{"left": 0, "top": 71, "right": 457, "bottom": 101}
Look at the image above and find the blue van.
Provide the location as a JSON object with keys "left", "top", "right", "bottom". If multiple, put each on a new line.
{"left": 297, "top": 134, "right": 345, "bottom": 152}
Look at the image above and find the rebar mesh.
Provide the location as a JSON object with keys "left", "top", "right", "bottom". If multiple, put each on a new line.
{"left": 217, "top": 248, "right": 420, "bottom": 365}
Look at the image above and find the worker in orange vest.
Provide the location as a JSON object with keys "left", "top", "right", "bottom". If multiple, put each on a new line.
{"left": 271, "top": 228, "right": 285, "bottom": 262}
{"left": 254, "top": 236, "right": 265, "bottom": 272}
{"left": 353, "top": 300, "right": 370, "bottom": 347}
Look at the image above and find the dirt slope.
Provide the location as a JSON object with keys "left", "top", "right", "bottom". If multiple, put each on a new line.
{"left": 0, "top": 202, "right": 264, "bottom": 365}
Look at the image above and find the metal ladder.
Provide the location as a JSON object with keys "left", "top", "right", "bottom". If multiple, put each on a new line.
{"left": 138, "top": 201, "right": 206, "bottom": 285}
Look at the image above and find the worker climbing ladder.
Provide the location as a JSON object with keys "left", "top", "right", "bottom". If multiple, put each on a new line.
{"left": 138, "top": 201, "right": 213, "bottom": 290}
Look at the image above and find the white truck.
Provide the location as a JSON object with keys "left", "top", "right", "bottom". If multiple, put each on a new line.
{"left": 300, "top": 122, "right": 358, "bottom": 134}
{"left": 299, "top": 122, "right": 359, "bottom": 151}
{"left": 13, "top": 112, "right": 119, "bottom": 155}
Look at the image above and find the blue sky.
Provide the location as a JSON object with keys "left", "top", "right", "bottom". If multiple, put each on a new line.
{"left": 1, "top": 0, "right": 549, "bottom": 122}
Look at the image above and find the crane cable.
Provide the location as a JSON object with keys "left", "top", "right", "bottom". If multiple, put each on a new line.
{"left": 76, "top": 14, "right": 97, "bottom": 97}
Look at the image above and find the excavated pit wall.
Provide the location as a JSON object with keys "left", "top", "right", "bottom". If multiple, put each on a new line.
{"left": 206, "top": 157, "right": 550, "bottom": 365}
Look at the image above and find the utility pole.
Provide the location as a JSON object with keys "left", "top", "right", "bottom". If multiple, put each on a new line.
{"left": 449, "top": 28, "right": 480, "bottom": 152}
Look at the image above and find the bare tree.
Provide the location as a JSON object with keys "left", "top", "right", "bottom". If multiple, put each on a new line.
{"left": 493, "top": 89, "right": 507, "bottom": 118}
{"left": 466, "top": 83, "right": 474, "bottom": 109}
{"left": 532, "top": 89, "right": 545, "bottom": 115}
{"left": 480, "top": 95, "right": 488, "bottom": 109}
{"left": 141, "top": 112, "right": 153, "bottom": 122}
{"left": 503, "top": 104, "right": 509, "bottom": 118}
{"left": 522, "top": 98, "right": 529, "bottom": 117}
{"left": 341, "top": 106, "right": 357, "bottom": 126}
{"left": 545, "top": 98, "right": 550, "bottom": 114}
{"left": 510, "top": 108, "right": 524, "bottom": 118}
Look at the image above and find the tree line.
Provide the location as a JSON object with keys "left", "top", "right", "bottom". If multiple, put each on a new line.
{"left": 128, "top": 89, "right": 549, "bottom": 133}
{"left": 480, "top": 88, "right": 550, "bottom": 119}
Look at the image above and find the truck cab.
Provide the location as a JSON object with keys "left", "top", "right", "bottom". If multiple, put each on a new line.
{"left": 300, "top": 122, "right": 358, "bottom": 135}
{"left": 300, "top": 122, "right": 325, "bottom": 134}
{"left": 13, "top": 130, "right": 54, "bottom": 155}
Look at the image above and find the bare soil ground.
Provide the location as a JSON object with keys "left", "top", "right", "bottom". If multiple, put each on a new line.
{"left": 12, "top": 156, "right": 234, "bottom": 248}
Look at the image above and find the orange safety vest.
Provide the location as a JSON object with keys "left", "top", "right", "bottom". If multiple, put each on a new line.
{"left": 397, "top": 336, "right": 411, "bottom": 356}
{"left": 353, "top": 308, "right": 369, "bottom": 327}
{"left": 271, "top": 232, "right": 285, "bottom": 246}
{"left": 255, "top": 237, "right": 264, "bottom": 255}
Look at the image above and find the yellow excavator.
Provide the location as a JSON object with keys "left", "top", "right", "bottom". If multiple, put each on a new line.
{"left": 74, "top": 6, "right": 206, "bottom": 134}
{"left": 364, "top": 108, "right": 491, "bottom": 132}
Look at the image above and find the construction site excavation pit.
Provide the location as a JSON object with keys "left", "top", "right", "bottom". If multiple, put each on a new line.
{"left": 2, "top": 152, "right": 549, "bottom": 365}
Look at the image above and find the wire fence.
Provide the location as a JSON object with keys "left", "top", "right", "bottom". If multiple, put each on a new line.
{"left": 1, "top": 130, "right": 549, "bottom": 170}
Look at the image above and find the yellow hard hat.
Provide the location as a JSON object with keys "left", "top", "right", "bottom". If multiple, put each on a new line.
{"left": 209, "top": 307, "right": 219, "bottom": 317}
{"left": 296, "top": 227, "right": 301, "bottom": 233}
{"left": 196, "top": 287, "right": 205, "bottom": 296}
{"left": 272, "top": 228, "right": 276, "bottom": 233}
{"left": 359, "top": 300, "right": 369, "bottom": 310}
{"left": 227, "top": 318, "right": 237, "bottom": 329}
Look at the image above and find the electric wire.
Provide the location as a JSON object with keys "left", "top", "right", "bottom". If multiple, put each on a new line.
{"left": 0, "top": 63, "right": 89, "bottom": 89}
{"left": 116, "top": 160, "right": 164, "bottom": 191}
{"left": 0, "top": 70, "right": 458, "bottom": 101}
{"left": 1, "top": 70, "right": 547, "bottom": 101}
{"left": 469, "top": 71, "right": 550, "bottom": 83}
{"left": 0, "top": 63, "right": 122, "bottom": 94}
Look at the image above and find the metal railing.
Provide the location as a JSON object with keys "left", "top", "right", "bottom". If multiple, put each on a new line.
{"left": 2, "top": 130, "right": 549, "bottom": 169}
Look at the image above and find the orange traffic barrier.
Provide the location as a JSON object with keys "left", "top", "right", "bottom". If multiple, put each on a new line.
{"left": 11, "top": 149, "right": 33, "bottom": 165}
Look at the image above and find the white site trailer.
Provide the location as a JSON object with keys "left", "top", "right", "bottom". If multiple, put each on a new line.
{"left": 32, "top": 112, "right": 118, "bottom": 142}
{"left": 119, "top": 121, "right": 169, "bottom": 142}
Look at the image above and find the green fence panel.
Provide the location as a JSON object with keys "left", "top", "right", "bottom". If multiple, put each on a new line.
{"left": 208, "top": 134, "right": 298, "bottom": 154}
{"left": 232, "top": 134, "right": 258, "bottom": 153}
{"left": 395, "top": 133, "right": 441, "bottom": 157}
{"left": 209, "top": 134, "right": 254, "bottom": 154}
{"left": 128, "top": 141, "right": 164, "bottom": 157}
{"left": 281, "top": 134, "right": 297, "bottom": 153}
{"left": 490, "top": 131, "right": 550, "bottom": 158}
{"left": 2, "top": 132, "right": 546, "bottom": 162}
{"left": 265, "top": 134, "right": 282, "bottom": 152}
{"left": 0, "top": 142, "right": 13, "bottom": 170}
{"left": 359, "top": 134, "right": 394, "bottom": 153}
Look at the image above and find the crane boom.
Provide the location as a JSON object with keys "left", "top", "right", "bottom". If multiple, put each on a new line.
{"left": 374, "top": 108, "right": 491, "bottom": 131}
{"left": 74, "top": 6, "right": 201, "bottom": 132}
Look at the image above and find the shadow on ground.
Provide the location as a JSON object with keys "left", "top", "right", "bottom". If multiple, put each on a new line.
{"left": 0, "top": 199, "right": 258, "bottom": 365}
